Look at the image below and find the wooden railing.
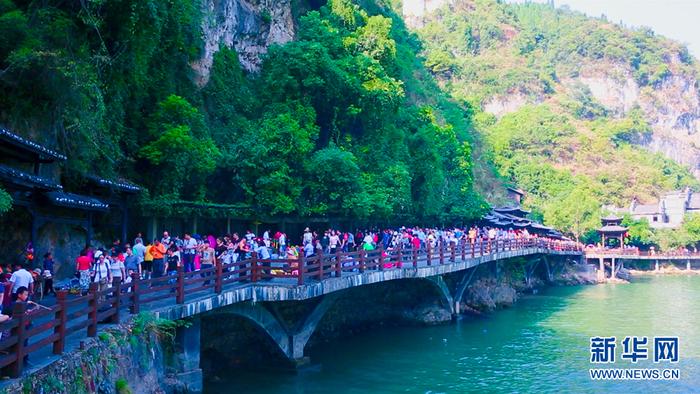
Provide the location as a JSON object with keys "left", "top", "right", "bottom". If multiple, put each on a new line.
{"left": 585, "top": 247, "right": 700, "bottom": 258}
{"left": 0, "top": 236, "right": 581, "bottom": 377}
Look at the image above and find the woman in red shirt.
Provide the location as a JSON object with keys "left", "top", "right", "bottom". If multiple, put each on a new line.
{"left": 76, "top": 251, "right": 92, "bottom": 293}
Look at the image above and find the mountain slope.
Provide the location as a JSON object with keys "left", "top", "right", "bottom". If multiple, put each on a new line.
{"left": 408, "top": 0, "right": 700, "bottom": 239}
{"left": 0, "top": 0, "right": 490, "bottom": 223}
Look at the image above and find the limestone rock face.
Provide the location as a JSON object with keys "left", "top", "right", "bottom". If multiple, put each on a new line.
{"left": 403, "top": 2, "right": 700, "bottom": 179}
{"left": 567, "top": 61, "right": 700, "bottom": 176}
{"left": 402, "top": 0, "right": 451, "bottom": 28}
{"left": 192, "top": 0, "right": 295, "bottom": 85}
{"left": 404, "top": 304, "right": 453, "bottom": 324}
{"left": 463, "top": 279, "right": 517, "bottom": 312}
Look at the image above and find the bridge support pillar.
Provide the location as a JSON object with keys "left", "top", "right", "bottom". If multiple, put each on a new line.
{"left": 453, "top": 266, "right": 479, "bottom": 315}
{"left": 172, "top": 316, "right": 203, "bottom": 393}
{"left": 426, "top": 275, "right": 455, "bottom": 316}
{"left": 597, "top": 258, "right": 605, "bottom": 282}
{"left": 611, "top": 258, "right": 616, "bottom": 279}
{"left": 687, "top": 260, "right": 691, "bottom": 271}
{"left": 655, "top": 260, "right": 659, "bottom": 272}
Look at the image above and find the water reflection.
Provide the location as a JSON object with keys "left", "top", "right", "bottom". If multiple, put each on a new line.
{"left": 207, "top": 276, "right": 699, "bottom": 393}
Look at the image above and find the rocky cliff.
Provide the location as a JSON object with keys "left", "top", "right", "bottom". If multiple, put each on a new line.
{"left": 565, "top": 60, "right": 700, "bottom": 176}
{"left": 407, "top": 0, "right": 700, "bottom": 181}
{"left": 192, "top": 0, "right": 295, "bottom": 85}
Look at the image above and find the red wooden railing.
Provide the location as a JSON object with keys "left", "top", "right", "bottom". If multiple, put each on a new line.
{"left": 0, "top": 236, "right": 581, "bottom": 377}
{"left": 585, "top": 247, "right": 700, "bottom": 258}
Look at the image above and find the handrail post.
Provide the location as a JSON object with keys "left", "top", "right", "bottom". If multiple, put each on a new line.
{"left": 9, "top": 302, "right": 27, "bottom": 378}
{"left": 335, "top": 249, "right": 342, "bottom": 277}
{"left": 451, "top": 242, "right": 456, "bottom": 263}
{"left": 130, "top": 272, "right": 140, "bottom": 314}
{"left": 427, "top": 243, "right": 432, "bottom": 265}
{"left": 359, "top": 251, "right": 366, "bottom": 273}
{"left": 251, "top": 252, "right": 259, "bottom": 282}
{"left": 215, "top": 260, "right": 223, "bottom": 293}
{"left": 176, "top": 265, "right": 185, "bottom": 304}
{"left": 461, "top": 240, "right": 466, "bottom": 261}
{"left": 412, "top": 247, "right": 418, "bottom": 268}
{"left": 378, "top": 246, "right": 385, "bottom": 270}
{"left": 53, "top": 290, "right": 67, "bottom": 355}
{"left": 397, "top": 245, "right": 403, "bottom": 268}
{"left": 480, "top": 239, "right": 485, "bottom": 256}
{"left": 471, "top": 241, "right": 475, "bottom": 258}
{"left": 439, "top": 242, "right": 444, "bottom": 264}
{"left": 298, "top": 254, "right": 305, "bottom": 285}
{"left": 111, "top": 278, "right": 121, "bottom": 324}
{"left": 87, "top": 282, "right": 98, "bottom": 337}
{"left": 318, "top": 250, "right": 324, "bottom": 280}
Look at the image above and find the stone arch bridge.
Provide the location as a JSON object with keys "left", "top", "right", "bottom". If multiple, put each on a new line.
{"left": 151, "top": 239, "right": 582, "bottom": 386}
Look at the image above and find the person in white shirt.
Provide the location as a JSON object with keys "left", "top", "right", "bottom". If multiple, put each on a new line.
{"left": 303, "top": 228, "right": 313, "bottom": 245}
{"left": 161, "top": 231, "right": 171, "bottom": 246}
{"left": 329, "top": 231, "right": 341, "bottom": 254}
{"left": 8, "top": 264, "right": 34, "bottom": 300}
{"left": 182, "top": 233, "right": 197, "bottom": 272}
{"left": 92, "top": 252, "right": 112, "bottom": 294}
{"left": 279, "top": 232, "right": 287, "bottom": 253}
{"left": 132, "top": 238, "right": 146, "bottom": 265}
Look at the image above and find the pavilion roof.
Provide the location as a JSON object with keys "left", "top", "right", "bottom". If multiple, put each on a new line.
{"left": 0, "top": 164, "right": 62, "bottom": 191}
{"left": 494, "top": 206, "right": 531, "bottom": 217}
{"left": 0, "top": 127, "right": 67, "bottom": 162}
{"left": 601, "top": 215, "right": 622, "bottom": 222}
{"left": 598, "top": 225, "right": 628, "bottom": 233}
{"left": 45, "top": 191, "right": 109, "bottom": 211}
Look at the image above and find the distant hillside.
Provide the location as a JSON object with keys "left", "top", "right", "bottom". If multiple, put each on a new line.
{"left": 405, "top": 0, "right": 700, "bottom": 239}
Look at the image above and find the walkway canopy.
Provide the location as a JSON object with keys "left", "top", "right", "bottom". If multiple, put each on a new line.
{"left": 0, "top": 127, "right": 66, "bottom": 163}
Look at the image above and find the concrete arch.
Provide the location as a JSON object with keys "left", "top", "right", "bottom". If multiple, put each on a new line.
{"left": 424, "top": 275, "right": 455, "bottom": 315}
{"left": 213, "top": 301, "right": 293, "bottom": 359}
{"left": 288, "top": 293, "right": 340, "bottom": 359}
{"left": 213, "top": 294, "right": 341, "bottom": 361}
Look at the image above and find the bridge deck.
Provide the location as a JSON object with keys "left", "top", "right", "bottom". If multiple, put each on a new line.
{"left": 0, "top": 238, "right": 581, "bottom": 379}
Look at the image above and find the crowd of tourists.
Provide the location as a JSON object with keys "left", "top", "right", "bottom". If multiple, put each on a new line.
{"left": 61, "top": 225, "right": 565, "bottom": 291}
{"left": 0, "top": 224, "right": 577, "bottom": 343}
{"left": 0, "top": 225, "right": 574, "bottom": 310}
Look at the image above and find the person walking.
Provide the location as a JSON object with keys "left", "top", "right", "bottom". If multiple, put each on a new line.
{"left": 91, "top": 252, "right": 112, "bottom": 295}
{"left": 109, "top": 254, "right": 126, "bottom": 288}
{"left": 182, "top": 233, "right": 197, "bottom": 273}
{"left": 42, "top": 252, "right": 56, "bottom": 296}
{"left": 150, "top": 239, "right": 167, "bottom": 279}
{"left": 200, "top": 242, "right": 215, "bottom": 285}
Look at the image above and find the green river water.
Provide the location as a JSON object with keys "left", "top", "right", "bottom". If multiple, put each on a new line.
{"left": 207, "top": 275, "right": 700, "bottom": 393}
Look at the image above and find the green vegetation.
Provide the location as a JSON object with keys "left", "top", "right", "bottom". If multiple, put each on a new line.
{"left": 116, "top": 378, "right": 133, "bottom": 394}
{"left": 0, "top": 187, "right": 11, "bottom": 214}
{"left": 414, "top": 0, "right": 700, "bottom": 241}
{"left": 3, "top": 0, "right": 699, "bottom": 238}
{"left": 0, "top": 0, "right": 488, "bottom": 224}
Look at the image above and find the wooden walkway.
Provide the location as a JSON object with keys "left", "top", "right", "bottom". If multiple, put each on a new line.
{"left": 0, "top": 237, "right": 582, "bottom": 378}
{"left": 585, "top": 248, "right": 700, "bottom": 260}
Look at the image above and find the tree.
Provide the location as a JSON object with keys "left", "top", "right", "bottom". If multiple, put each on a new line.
{"left": 140, "top": 95, "right": 220, "bottom": 198}
{"left": 543, "top": 186, "right": 600, "bottom": 242}
{"left": 681, "top": 213, "right": 700, "bottom": 248}
{"left": 0, "top": 187, "right": 11, "bottom": 214}
{"left": 621, "top": 214, "right": 654, "bottom": 247}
